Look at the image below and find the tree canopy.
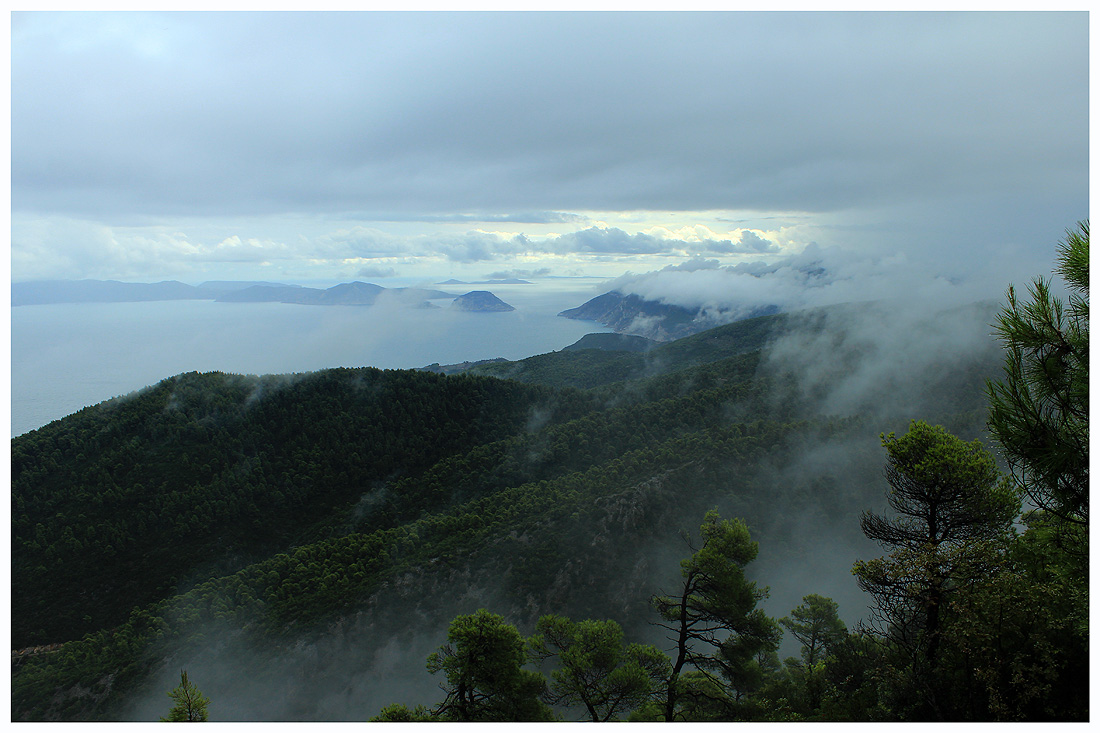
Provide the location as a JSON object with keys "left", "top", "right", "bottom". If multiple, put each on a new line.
{"left": 425, "top": 609, "right": 552, "bottom": 721}
{"left": 530, "top": 614, "right": 669, "bottom": 721}
{"left": 853, "top": 421, "right": 1020, "bottom": 718}
{"left": 988, "top": 220, "right": 1089, "bottom": 525}
{"left": 652, "top": 510, "right": 780, "bottom": 720}
{"left": 160, "top": 670, "right": 210, "bottom": 722}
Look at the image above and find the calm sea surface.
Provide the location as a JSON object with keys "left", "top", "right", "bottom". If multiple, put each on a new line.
{"left": 10, "top": 280, "right": 612, "bottom": 437}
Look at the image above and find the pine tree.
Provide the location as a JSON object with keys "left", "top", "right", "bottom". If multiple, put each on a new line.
{"left": 531, "top": 614, "right": 670, "bottom": 721}
{"left": 780, "top": 594, "right": 846, "bottom": 668}
{"left": 853, "top": 421, "right": 1019, "bottom": 718}
{"left": 987, "top": 221, "right": 1088, "bottom": 526}
{"left": 161, "top": 670, "right": 210, "bottom": 722}
{"left": 652, "top": 510, "right": 780, "bottom": 720}
{"left": 426, "top": 609, "right": 552, "bottom": 721}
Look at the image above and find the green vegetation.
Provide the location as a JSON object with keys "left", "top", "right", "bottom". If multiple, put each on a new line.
{"left": 988, "top": 220, "right": 1089, "bottom": 527}
{"left": 11, "top": 368, "right": 594, "bottom": 646}
{"left": 532, "top": 615, "right": 669, "bottom": 721}
{"left": 424, "top": 609, "right": 552, "bottom": 721}
{"left": 650, "top": 511, "right": 780, "bottom": 721}
{"left": 10, "top": 229, "right": 1087, "bottom": 721}
{"left": 161, "top": 670, "right": 210, "bottom": 722}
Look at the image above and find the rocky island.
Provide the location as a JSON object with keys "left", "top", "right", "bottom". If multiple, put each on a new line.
{"left": 450, "top": 290, "right": 515, "bottom": 312}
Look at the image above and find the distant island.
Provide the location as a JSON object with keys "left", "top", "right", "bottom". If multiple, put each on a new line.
{"left": 450, "top": 290, "right": 516, "bottom": 312}
{"left": 12, "top": 279, "right": 454, "bottom": 307}
{"left": 12, "top": 279, "right": 216, "bottom": 306}
{"left": 215, "top": 281, "right": 451, "bottom": 306}
{"left": 437, "top": 278, "right": 532, "bottom": 285}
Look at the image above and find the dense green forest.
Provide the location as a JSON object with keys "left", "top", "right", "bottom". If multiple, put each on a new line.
{"left": 10, "top": 226, "right": 1088, "bottom": 721}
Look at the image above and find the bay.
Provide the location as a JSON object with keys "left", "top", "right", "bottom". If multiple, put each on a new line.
{"left": 10, "top": 280, "right": 611, "bottom": 437}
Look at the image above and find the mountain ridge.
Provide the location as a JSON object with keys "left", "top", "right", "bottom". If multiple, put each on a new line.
{"left": 559, "top": 289, "right": 780, "bottom": 340}
{"left": 12, "top": 279, "right": 456, "bottom": 307}
{"left": 10, "top": 299, "right": 1016, "bottom": 721}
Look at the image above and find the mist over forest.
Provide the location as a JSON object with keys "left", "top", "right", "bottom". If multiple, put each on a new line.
{"left": 11, "top": 10, "right": 1087, "bottom": 724}
{"left": 13, "top": 239, "right": 1087, "bottom": 721}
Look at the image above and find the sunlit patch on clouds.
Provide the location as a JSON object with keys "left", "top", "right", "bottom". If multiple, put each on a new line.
{"left": 11, "top": 211, "right": 814, "bottom": 283}
{"left": 9, "top": 11, "right": 1086, "bottom": 307}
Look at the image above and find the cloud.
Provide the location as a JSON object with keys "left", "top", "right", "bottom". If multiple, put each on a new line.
{"left": 551, "top": 227, "right": 668, "bottom": 255}
{"left": 11, "top": 13, "right": 1086, "bottom": 224}
{"left": 653, "top": 256, "right": 722, "bottom": 273}
{"left": 603, "top": 238, "right": 1043, "bottom": 324}
{"left": 8, "top": 14, "right": 1087, "bottom": 286}
{"left": 208, "top": 235, "right": 295, "bottom": 262}
{"left": 735, "top": 230, "right": 779, "bottom": 254}
{"left": 356, "top": 264, "right": 398, "bottom": 278}
{"left": 310, "top": 227, "right": 412, "bottom": 260}
{"left": 430, "top": 231, "right": 529, "bottom": 263}
{"left": 381, "top": 212, "right": 590, "bottom": 225}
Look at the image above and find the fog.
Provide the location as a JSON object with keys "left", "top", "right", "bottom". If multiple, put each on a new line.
{"left": 606, "top": 240, "right": 1051, "bottom": 331}
{"left": 107, "top": 273, "right": 1010, "bottom": 720}
{"left": 10, "top": 280, "right": 613, "bottom": 436}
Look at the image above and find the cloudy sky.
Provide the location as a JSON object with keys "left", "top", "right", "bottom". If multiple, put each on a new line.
{"left": 10, "top": 11, "right": 1089, "bottom": 303}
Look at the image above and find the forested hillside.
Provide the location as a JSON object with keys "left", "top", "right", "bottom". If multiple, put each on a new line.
{"left": 11, "top": 238, "right": 1089, "bottom": 722}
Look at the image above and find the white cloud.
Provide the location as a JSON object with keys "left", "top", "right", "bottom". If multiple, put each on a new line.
{"left": 355, "top": 264, "right": 399, "bottom": 278}
{"left": 604, "top": 239, "right": 1042, "bottom": 322}
{"left": 8, "top": 14, "right": 1086, "bottom": 287}
{"left": 12, "top": 13, "right": 1086, "bottom": 223}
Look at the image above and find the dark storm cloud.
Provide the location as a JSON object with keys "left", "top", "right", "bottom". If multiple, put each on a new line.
{"left": 11, "top": 12, "right": 1087, "bottom": 221}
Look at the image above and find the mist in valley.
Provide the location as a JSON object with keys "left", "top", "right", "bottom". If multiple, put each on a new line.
{"left": 113, "top": 275, "right": 1009, "bottom": 721}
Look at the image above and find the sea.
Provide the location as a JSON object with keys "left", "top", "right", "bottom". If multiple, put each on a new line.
{"left": 10, "top": 278, "right": 613, "bottom": 437}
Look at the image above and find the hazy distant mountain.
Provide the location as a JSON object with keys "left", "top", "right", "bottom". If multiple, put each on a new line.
{"left": 436, "top": 278, "right": 532, "bottom": 285}
{"left": 215, "top": 285, "right": 326, "bottom": 304}
{"left": 558, "top": 291, "right": 699, "bottom": 340}
{"left": 12, "top": 279, "right": 210, "bottom": 306}
{"left": 559, "top": 290, "right": 780, "bottom": 341}
{"left": 13, "top": 279, "right": 454, "bottom": 308}
{"left": 197, "top": 281, "right": 299, "bottom": 291}
{"left": 215, "top": 281, "right": 452, "bottom": 306}
{"left": 13, "top": 279, "right": 306, "bottom": 306}
{"left": 450, "top": 290, "right": 516, "bottom": 312}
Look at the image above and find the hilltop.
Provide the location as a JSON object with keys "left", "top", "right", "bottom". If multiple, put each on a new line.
{"left": 449, "top": 290, "right": 516, "bottom": 312}
{"left": 12, "top": 297, "right": 1081, "bottom": 722}
{"left": 558, "top": 290, "right": 780, "bottom": 340}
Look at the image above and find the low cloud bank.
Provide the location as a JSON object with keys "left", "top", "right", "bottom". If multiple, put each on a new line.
{"left": 603, "top": 240, "right": 1049, "bottom": 324}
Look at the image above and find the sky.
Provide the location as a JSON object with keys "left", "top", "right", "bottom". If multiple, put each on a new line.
{"left": 10, "top": 11, "right": 1090, "bottom": 310}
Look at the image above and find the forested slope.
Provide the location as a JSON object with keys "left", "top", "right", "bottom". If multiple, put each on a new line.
{"left": 12, "top": 368, "right": 596, "bottom": 646}
{"left": 13, "top": 295, "right": 1080, "bottom": 722}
